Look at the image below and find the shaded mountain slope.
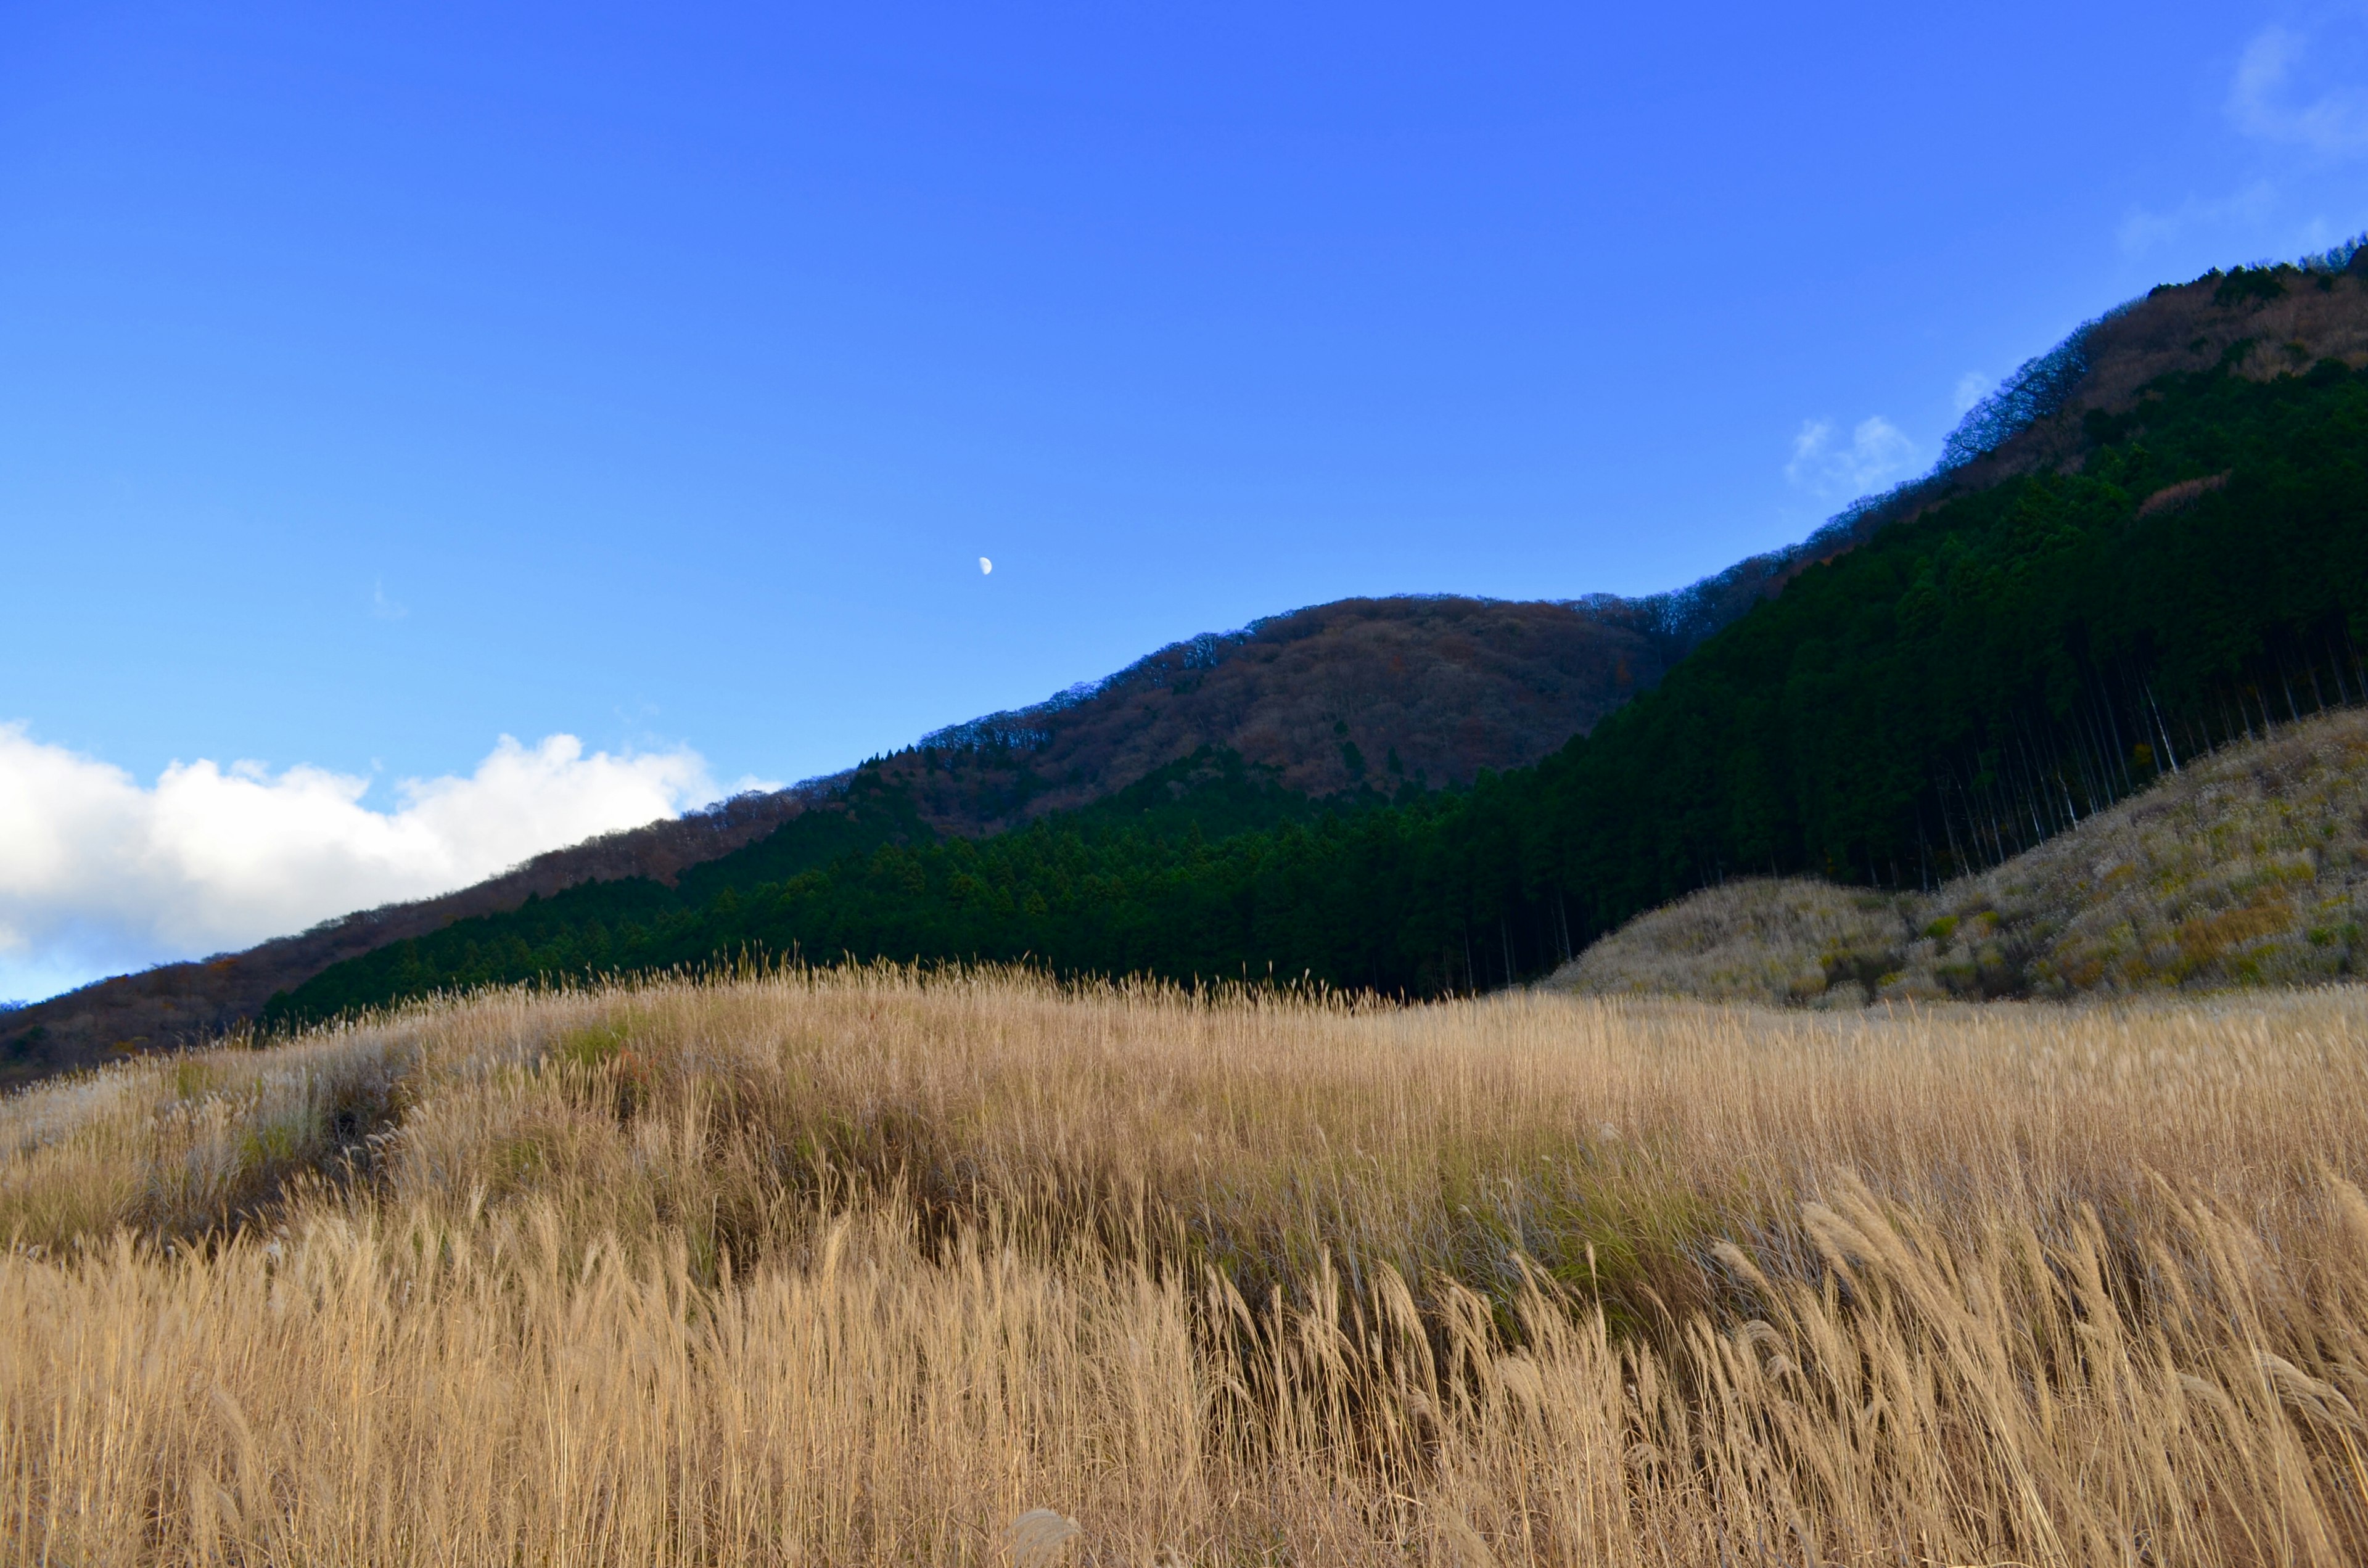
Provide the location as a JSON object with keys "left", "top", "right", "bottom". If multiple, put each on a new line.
{"left": 1548, "top": 704, "right": 2368, "bottom": 1006}
{"left": 1666, "top": 252, "right": 2368, "bottom": 616}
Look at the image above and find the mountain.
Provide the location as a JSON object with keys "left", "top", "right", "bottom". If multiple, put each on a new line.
{"left": 240, "top": 248, "right": 2368, "bottom": 1020}
{"left": 1548, "top": 702, "right": 2368, "bottom": 1004}
{"left": 12, "top": 247, "right": 2368, "bottom": 1080}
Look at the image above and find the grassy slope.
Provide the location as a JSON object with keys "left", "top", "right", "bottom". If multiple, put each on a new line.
{"left": 7, "top": 971, "right": 2368, "bottom": 1562}
{"left": 1553, "top": 704, "right": 2368, "bottom": 1004}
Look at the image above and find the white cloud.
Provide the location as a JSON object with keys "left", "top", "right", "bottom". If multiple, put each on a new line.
{"left": 1952, "top": 372, "right": 1993, "bottom": 415}
{"left": 2230, "top": 25, "right": 2368, "bottom": 156}
{"left": 1785, "top": 415, "right": 1918, "bottom": 499}
{"left": 0, "top": 727, "right": 729, "bottom": 1002}
{"left": 371, "top": 580, "right": 408, "bottom": 620}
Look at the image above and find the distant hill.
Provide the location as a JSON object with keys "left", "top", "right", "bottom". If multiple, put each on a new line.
{"left": 1547, "top": 704, "right": 2368, "bottom": 1005}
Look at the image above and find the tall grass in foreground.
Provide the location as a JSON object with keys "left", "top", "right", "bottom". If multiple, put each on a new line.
{"left": 6, "top": 967, "right": 2368, "bottom": 1564}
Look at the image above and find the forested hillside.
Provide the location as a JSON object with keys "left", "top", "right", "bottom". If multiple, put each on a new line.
{"left": 262, "top": 269, "right": 2368, "bottom": 1022}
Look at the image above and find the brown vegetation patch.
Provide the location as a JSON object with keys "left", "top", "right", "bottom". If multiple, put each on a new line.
{"left": 2139, "top": 469, "right": 2233, "bottom": 515}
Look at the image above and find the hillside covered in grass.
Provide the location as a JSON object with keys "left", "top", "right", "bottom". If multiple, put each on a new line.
{"left": 1553, "top": 704, "right": 2368, "bottom": 1005}
{"left": 8, "top": 969, "right": 2368, "bottom": 1562}
{"left": 245, "top": 263, "right": 2368, "bottom": 1024}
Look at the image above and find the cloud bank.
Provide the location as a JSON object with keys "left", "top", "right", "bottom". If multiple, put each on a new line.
{"left": 0, "top": 727, "right": 730, "bottom": 1003}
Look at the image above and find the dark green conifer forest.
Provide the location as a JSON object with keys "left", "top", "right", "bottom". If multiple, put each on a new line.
{"left": 266, "top": 346, "right": 2368, "bottom": 1025}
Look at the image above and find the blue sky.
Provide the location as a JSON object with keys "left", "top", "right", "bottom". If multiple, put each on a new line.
{"left": 2, "top": 1, "right": 2366, "bottom": 997}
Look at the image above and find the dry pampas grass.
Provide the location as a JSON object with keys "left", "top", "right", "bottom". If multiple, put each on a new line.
{"left": 4, "top": 963, "right": 2368, "bottom": 1564}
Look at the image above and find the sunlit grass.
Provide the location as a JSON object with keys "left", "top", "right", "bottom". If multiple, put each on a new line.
{"left": 5, "top": 966, "right": 2368, "bottom": 1563}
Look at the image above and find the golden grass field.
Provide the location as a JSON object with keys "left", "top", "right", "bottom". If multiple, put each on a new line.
{"left": 7, "top": 966, "right": 2368, "bottom": 1564}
